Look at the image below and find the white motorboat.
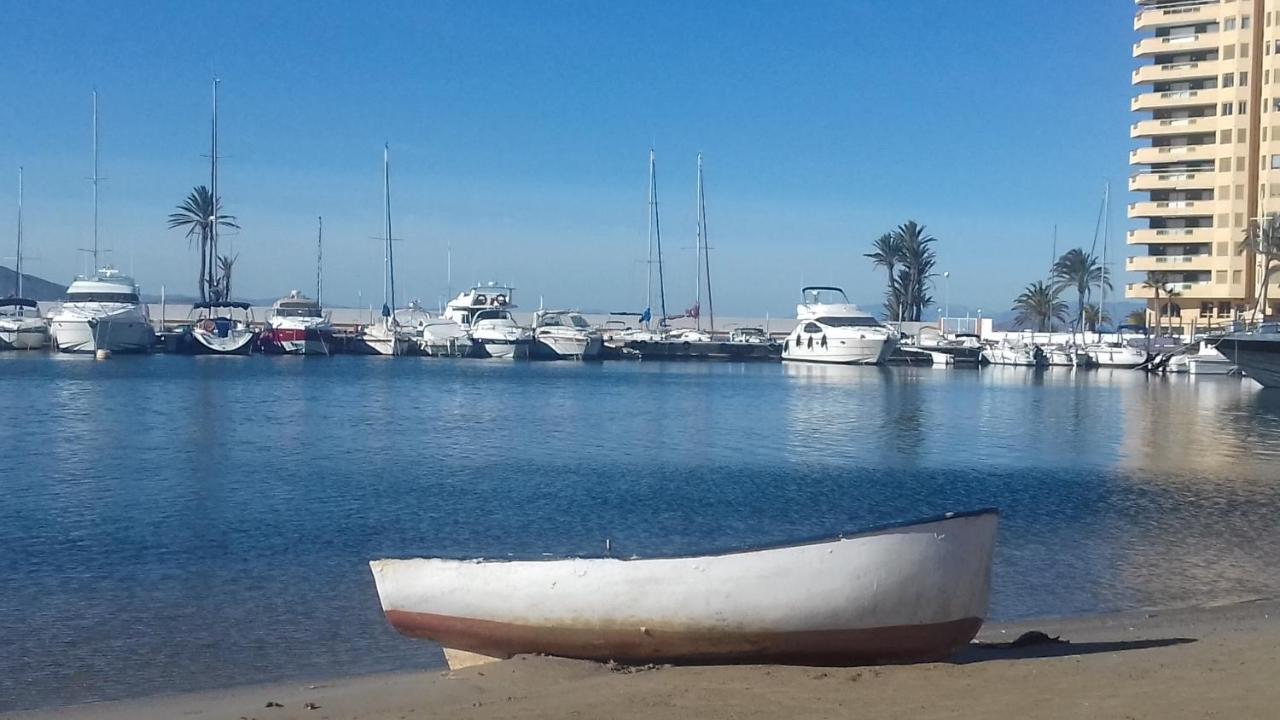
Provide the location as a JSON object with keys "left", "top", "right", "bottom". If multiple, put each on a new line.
{"left": 180, "top": 301, "right": 257, "bottom": 355}
{"left": 443, "top": 285, "right": 532, "bottom": 359}
{"left": 781, "top": 286, "right": 897, "bottom": 365}
{"left": 665, "top": 327, "right": 713, "bottom": 342}
{"left": 49, "top": 269, "right": 155, "bottom": 354}
{"left": 1216, "top": 324, "right": 1280, "bottom": 387}
{"left": 0, "top": 298, "right": 48, "bottom": 350}
{"left": 1163, "top": 341, "right": 1234, "bottom": 375}
{"left": 1086, "top": 341, "right": 1147, "bottom": 369}
{"left": 370, "top": 509, "right": 998, "bottom": 670}
{"left": 729, "top": 327, "right": 770, "bottom": 344}
{"left": 1044, "top": 344, "right": 1091, "bottom": 368}
{"left": 534, "top": 310, "right": 604, "bottom": 360}
{"left": 915, "top": 329, "right": 985, "bottom": 365}
{"left": 982, "top": 339, "right": 1046, "bottom": 367}
{"left": 260, "top": 291, "right": 332, "bottom": 355}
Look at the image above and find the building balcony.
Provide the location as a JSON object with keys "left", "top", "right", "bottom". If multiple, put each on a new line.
{"left": 1134, "top": 3, "right": 1213, "bottom": 32}
{"left": 1132, "top": 59, "right": 1218, "bottom": 85}
{"left": 1127, "top": 227, "right": 1216, "bottom": 244}
{"left": 1126, "top": 254, "right": 1214, "bottom": 272}
{"left": 1133, "top": 33, "right": 1219, "bottom": 58}
{"left": 1125, "top": 281, "right": 1222, "bottom": 299}
{"left": 1129, "top": 143, "right": 1217, "bottom": 165}
{"left": 1131, "top": 87, "right": 1218, "bottom": 111}
{"left": 1130, "top": 116, "right": 1214, "bottom": 138}
{"left": 1129, "top": 170, "right": 1216, "bottom": 191}
{"left": 1128, "top": 198, "right": 1217, "bottom": 218}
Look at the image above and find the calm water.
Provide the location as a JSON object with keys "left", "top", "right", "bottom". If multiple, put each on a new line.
{"left": 3, "top": 355, "right": 1280, "bottom": 711}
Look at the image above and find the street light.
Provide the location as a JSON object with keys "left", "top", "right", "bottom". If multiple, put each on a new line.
{"left": 943, "top": 271, "right": 950, "bottom": 319}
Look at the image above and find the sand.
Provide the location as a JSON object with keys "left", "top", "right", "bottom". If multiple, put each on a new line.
{"left": 7, "top": 599, "right": 1278, "bottom": 720}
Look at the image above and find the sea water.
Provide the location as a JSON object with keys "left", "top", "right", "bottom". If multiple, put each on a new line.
{"left": 3, "top": 354, "right": 1280, "bottom": 710}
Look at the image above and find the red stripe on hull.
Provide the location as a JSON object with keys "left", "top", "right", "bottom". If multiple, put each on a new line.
{"left": 383, "top": 610, "right": 983, "bottom": 666}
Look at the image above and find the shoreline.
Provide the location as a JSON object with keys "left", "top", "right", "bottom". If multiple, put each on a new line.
{"left": 7, "top": 598, "right": 1277, "bottom": 720}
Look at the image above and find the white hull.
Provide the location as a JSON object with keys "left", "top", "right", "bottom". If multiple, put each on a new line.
{"left": 188, "top": 328, "right": 257, "bottom": 355}
{"left": 363, "top": 336, "right": 412, "bottom": 356}
{"left": 0, "top": 319, "right": 49, "bottom": 350}
{"left": 981, "top": 344, "right": 1045, "bottom": 367}
{"left": 782, "top": 335, "right": 895, "bottom": 365}
{"left": 535, "top": 333, "right": 604, "bottom": 360}
{"left": 50, "top": 316, "right": 154, "bottom": 354}
{"left": 1088, "top": 346, "right": 1147, "bottom": 368}
{"left": 473, "top": 338, "right": 531, "bottom": 359}
{"left": 371, "top": 510, "right": 998, "bottom": 668}
{"left": 277, "top": 338, "right": 330, "bottom": 356}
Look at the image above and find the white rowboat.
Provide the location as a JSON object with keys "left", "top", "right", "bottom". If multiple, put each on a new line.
{"left": 370, "top": 509, "right": 998, "bottom": 669}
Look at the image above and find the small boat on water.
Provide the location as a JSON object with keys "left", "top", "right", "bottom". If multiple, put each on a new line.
{"left": 370, "top": 509, "right": 998, "bottom": 669}
{"left": 981, "top": 338, "right": 1046, "bottom": 367}
{"left": 1163, "top": 340, "right": 1234, "bottom": 376}
{"left": 1086, "top": 341, "right": 1147, "bottom": 369}
{"left": 533, "top": 310, "right": 604, "bottom": 360}
{"left": 1044, "top": 343, "right": 1091, "bottom": 368}
{"left": 781, "top": 286, "right": 897, "bottom": 365}
{"left": 258, "top": 291, "right": 333, "bottom": 355}
{"left": 0, "top": 298, "right": 48, "bottom": 350}
{"left": 181, "top": 301, "right": 257, "bottom": 355}
{"left": 443, "top": 285, "right": 533, "bottom": 359}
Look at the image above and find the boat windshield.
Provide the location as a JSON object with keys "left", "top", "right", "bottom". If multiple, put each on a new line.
{"left": 274, "top": 307, "right": 322, "bottom": 318}
{"left": 815, "top": 316, "right": 881, "bottom": 328}
{"left": 475, "top": 310, "right": 513, "bottom": 322}
{"left": 803, "top": 288, "right": 850, "bottom": 305}
{"left": 66, "top": 292, "right": 139, "bottom": 304}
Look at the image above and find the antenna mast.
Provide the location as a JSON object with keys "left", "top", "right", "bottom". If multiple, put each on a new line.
{"left": 91, "top": 91, "right": 101, "bottom": 272}
{"left": 16, "top": 167, "right": 23, "bottom": 299}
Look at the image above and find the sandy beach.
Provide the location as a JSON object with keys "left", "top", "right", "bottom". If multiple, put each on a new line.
{"left": 7, "top": 598, "right": 1277, "bottom": 720}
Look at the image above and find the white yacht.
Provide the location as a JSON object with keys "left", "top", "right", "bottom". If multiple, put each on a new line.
{"left": 49, "top": 269, "right": 155, "bottom": 354}
{"left": 781, "top": 286, "right": 896, "bottom": 365}
{"left": 1086, "top": 341, "right": 1147, "bottom": 368}
{"left": 260, "top": 291, "right": 332, "bottom": 355}
{"left": 533, "top": 310, "right": 604, "bottom": 360}
{"left": 1216, "top": 324, "right": 1280, "bottom": 387}
{"left": 1164, "top": 341, "right": 1234, "bottom": 376}
{"left": 181, "top": 301, "right": 257, "bottom": 355}
{"left": 443, "top": 285, "right": 533, "bottom": 359}
{"left": 1044, "top": 343, "right": 1091, "bottom": 368}
{"left": 0, "top": 298, "right": 48, "bottom": 350}
{"left": 982, "top": 339, "right": 1047, "bottom": 367}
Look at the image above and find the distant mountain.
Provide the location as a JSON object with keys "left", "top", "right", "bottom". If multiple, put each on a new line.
{"left": 0, "top": 266, "right": 65, "bottom": 301}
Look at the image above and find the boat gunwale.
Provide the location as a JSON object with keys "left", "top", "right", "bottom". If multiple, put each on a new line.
{"left": 373, "top": 507, "right": 998, "bottom": 564}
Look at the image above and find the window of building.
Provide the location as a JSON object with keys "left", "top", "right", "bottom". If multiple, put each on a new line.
{"left": 1224, "top": 73, "right": 1236, "bottom": 88}
{"left": 1239, "top": 100, "right": 1249, "bottom": 114}
{"left": 1220, "top": 301, "right": 1233, "bottom": 316}
{"left": 1272, "top": 155, "right": 1280, "bottom": 169}
{"left": 1238, "top": 155, "right": 1246, "bottom": 170}
{"left": 1219, "top": 185, "right": 1231, "bottom": 199}
{"left": 1236, "top": 212, "right": 1246, "bottom": 227}
{"left": 1225, "top": 45, "right": 1237, "bottom": 60}
{"left": 1218, "top": 241, "right": 1229, "bottom": 255}
{"left": 1242, "top": 43, "right": 1251, "bottom": 58}
{"left": 1217, "top": 270, "right": 1229, "bottom": 284}
{"left": 1241, "top": 71, "right": 1250, "bottom": 86}
{"left": 1267, "top": 69, "right": 1272, "bottom": 84}
{"left": 1239, "top": 128, "right": 1249, "bottom": 143}
{"left": 1233, "top": 270, "right": 1244, "bottom": 284}
{"left": 1200, "top": 302, "right": 1214, "bottom": 317}
{"left": 1219, "top": 158, "right": 1232, "bottom": 172}
{"left": 1226, "top": 17, "right": 1237, "bottom": 30}
{"left": 1237, "top": 183, "right": 1245, "bottom": 198}
{"left": 1223, "top": 102, "right": 1235, "bottom": 115}
{"left": 1243, "top": 16, "right": 1252, "bottom": 29}
{"left": 1221, "top": 129, "right": 1233, "bottom": 143}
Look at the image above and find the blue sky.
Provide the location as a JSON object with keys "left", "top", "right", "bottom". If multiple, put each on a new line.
{"left": 0, "top": 1, "right": 1136, "bottom": 316}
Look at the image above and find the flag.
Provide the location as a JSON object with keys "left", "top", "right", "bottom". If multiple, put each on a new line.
{"left": 640, "top": 307, "right": 651, "bottom": 324}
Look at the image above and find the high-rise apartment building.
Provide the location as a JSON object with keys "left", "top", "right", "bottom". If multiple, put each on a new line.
{"left": 1128, "top": 0, "right": 1277, "bottom": 328}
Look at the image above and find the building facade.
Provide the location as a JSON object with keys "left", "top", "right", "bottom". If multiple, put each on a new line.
{"left": 1128, "top": 0, "right": 1280, "bottom": 329}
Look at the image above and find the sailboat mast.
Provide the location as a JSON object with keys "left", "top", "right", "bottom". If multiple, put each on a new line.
{"left": 652, "top": 151, "right": 668, "bottom": 326}
{"left": 645, "top": 149, "right": 655, "bottom": 325}
{"left": 384, "top": 143, "right": 395, "bottom": 317}
{"left": 210, "top": 79, "right": 220, "bottom": 296}
{"left": 316, "top": 215, "right": 323, "bottom": 306}
{"left": 699, "top": 153, "right": 714, "bottom": 332}
{"left": 695, "top": 154, "right": 703, "bottom": 331}
{"left": 1101, "top": 181, "right": 1110, "bottom": 337}
{"left": 446, "top": 241, "right": 452, "bottom": 300}
{"left": 16, "top": 166, "right": 23, "bottom": 299}
{"left": 91, "top": 91, "right": 100, "bottom": 271}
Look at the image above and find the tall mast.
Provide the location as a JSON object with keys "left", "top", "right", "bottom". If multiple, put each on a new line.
{"left": 651, "top": 149, "right": 668, "bottom": 327}
{"left": 15, "top": 166, "right": 23, "bottom": 299}
{"left": 316, "top": 215, "right": 323, "bottom": 305}
{"left": 383, "top": 143, "right": 395, "bottom": 319}
{"left": 698, "top": 153, "right": 714, "bottom": 332}
{"left": 645, "top": 149, "right": 655, "bottom": 325}
{"left": 1101, "top": 181, "right": 1110, "bottom": 334}
{"left": 446, "top": 240, "right": 452, "bottom": 300}
{"left": 90, "top": 90, "right": 101, "bottom": 272}
{"left": 694, "top": 155, "right": 703, "bottom": 331}
{"left": 210, "top": 78, "right": 220, "bottom": 296}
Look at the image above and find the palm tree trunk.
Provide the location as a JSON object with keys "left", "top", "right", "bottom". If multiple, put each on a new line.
{"left": 1153, "top": 291, "right": 1161, "bottom": 338}
{"left": 197, "top": 229, "right": 207, "bottom": 303}
{"left": 1258, "top": 256, "right": 1273, "bottom": 320}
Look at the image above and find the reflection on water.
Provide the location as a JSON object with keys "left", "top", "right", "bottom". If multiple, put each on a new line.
{"left": 1, "top": 355, "right": 1279, "bottom": 710}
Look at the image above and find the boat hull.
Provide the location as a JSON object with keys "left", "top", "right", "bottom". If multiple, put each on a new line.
{"left": 473, "top": 338, "right": 531, "bottom": 359}
{"left": 781, "top": 335, "right": 895, "bottom": 365}
{"left": 1217, "top": 337, "right": 1280, "bottom": 387}
{"left": 534, "top": 334, "right": 604, "bottom": 360}
{"left": 259, "top": 327, "right": 333, "bottom": 356}
{"left": 371, "top": 510, "right": 997, "bottom": 668}
{"left": 181, "top": 329, "right": 257, "bottom": 355}
{"left": 0, "top": 321, "right": 49, "bottom": 350}
{"left": 50, "top": 317, "right": 154, "bottom": 354}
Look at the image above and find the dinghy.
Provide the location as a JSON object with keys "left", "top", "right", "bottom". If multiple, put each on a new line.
{"left": 370, "top": 509, "right": 998, "bottom": 669}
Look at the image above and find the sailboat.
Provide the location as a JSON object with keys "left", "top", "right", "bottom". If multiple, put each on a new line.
{"left": 49, "top": 91, "right": 155, "bottom": 354}
{"left": 180, "top": 79, "right": 257, "bottom": 355}
{"left": 0, "top": 166, "right": 50, "bottom": 350}
{"left": 259, "top": 218, "right": 334, "bottom": 355}
{"left": 604, "top": 148, "right": 669, "bottom": 351}
{"left": 670, "top": 153, "right": 715, "bottom": 343}
{"left": 356, "top": 144, "right": 412, "bottom": 356}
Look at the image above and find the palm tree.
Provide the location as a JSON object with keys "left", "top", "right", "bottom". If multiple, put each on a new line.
{"left": 1125, "top": 308, "right": 1147, "bottom": 328}
{"left": 1051, "top": 248, "right": 1110, "bottom": 330}
{"left": 892, "top": 221, "right": 937, "bottom": 322}
{"left": 167, "top": 186, "right": 239, "bottom": 302}
{"left": 1012, "top": 280, "right": 1068, "bottom": 332}
{"left": 1142, "top": 271, "right": 1173, "bottom": 338}
{"left": 864, "top": 232, "right": 902, "bottom": 320}
{"left": 1240, "top": 213, "right": 1280, "bottom": 319}
{"left": 213, "top": 254, "right": 237, "bottom": 302}
{"left": 1082, "top": 303, "right": 1111, "bottom": 332}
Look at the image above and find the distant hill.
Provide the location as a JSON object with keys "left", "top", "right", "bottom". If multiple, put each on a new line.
{"left": 0, "top": 266, "right": 65, "bottom": 301}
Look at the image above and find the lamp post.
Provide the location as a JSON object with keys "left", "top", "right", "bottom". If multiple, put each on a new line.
{"left": 943, "top": 271, "right": 950, "bottom": 319}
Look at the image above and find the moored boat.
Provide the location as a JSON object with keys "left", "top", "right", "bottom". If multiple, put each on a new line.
{"left": 259, "top": 291, "right": 333, "bottom": 355}
{"left": 180, "top": 301, "right": 257, "bottom": 355}
{"left": 49, "top": 270, "right": 155, "bottom": 354}
{"left": 370, "top": 509, "right": 998, "bottom": 669}
{"left": 534, "top": 310, "right": 604, "bottom": 360}
{"left": 0, "top": 298, "right": 48, "bottom": 350}
{"left": 781, "top": 286, "right": 897, "bottom": 365}
{"left": 1216, "top": 323, "right": 1280, "bottom": 387}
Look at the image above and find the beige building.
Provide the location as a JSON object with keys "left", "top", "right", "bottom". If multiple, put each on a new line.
{"left": 1127, "top": 0, "right": 1280, "bottom": 329}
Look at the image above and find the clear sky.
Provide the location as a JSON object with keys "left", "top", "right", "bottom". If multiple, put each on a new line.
{"left": 0, "top": 0, "right": 1137, "bottom": 316}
